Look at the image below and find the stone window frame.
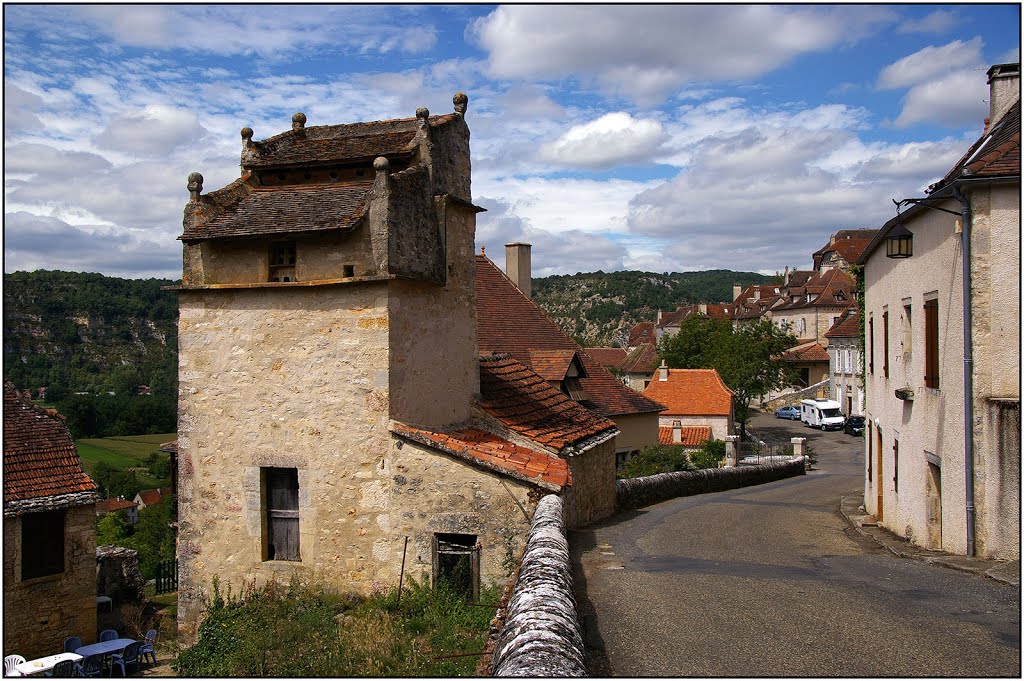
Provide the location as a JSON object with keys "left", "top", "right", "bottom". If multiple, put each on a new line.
{"left": 432, "top": 532, "right": 480, "bottom": 601}
{"left": 924, "top": 295, "right": 940, "bottom": 390}
{"left": 21, "top": 509, "right": 65, "bottom": 581}
{"left": 268, "top": 241, "right": 297, "bottom": 282}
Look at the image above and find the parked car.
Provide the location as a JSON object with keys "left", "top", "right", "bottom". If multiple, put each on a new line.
{"left": 774, "top": 405, "right": 801, "bottom": 420}
{"left": 844, "top": 415, "right": 866, "bottom": 436}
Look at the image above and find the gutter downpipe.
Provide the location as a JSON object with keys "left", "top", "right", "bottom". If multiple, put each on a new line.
{"left": 951, "top": 182, "right": 976, "bottom": 558}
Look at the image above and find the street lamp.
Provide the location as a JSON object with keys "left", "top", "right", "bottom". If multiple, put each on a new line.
{"left": 885, "top": 220, "right": 913, "bottom": 258}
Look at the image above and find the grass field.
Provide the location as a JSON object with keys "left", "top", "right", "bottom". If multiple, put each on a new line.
{"left": 76, "top": 433, "right": 176, "bottom": 483}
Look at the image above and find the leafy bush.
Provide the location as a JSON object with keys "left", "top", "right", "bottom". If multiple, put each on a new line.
{"left": 689, "top": 439, "right": 725, "bottom": 469}
{"left": 618, "top": 444, "right": 694, "bottom": 478}
{"left": 174, "top": 576, "right": 498, "bottom": 677}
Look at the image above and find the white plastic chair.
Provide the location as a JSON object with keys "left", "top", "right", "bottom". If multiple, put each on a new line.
{"left": 4, "top": 655, "right": 26, "bottom": 677}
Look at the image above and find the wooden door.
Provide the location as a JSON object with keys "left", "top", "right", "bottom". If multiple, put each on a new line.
{"left": 875, "top": 427, "right": 883, "bottom": 521}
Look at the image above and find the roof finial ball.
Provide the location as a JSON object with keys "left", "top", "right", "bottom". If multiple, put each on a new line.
{"left": 241, "top": 127, "right": 254, "bottom": 149}
{"left": 415, "top": 107, "right": 430, "bottom": 128}
{"left": 291, "top": 112, "right": 306, "bottom": 130}
{"left": 187, "top": 172, "right": 204, "bottom": 201}
{"left": 453, "top": 92, "right": 468, "bottom": 115}
{"left": 373, "top": 156, "right": 390, "bottom": 174}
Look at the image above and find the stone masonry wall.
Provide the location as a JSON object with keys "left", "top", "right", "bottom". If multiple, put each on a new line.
{"left": 491, "top": 494, "right": 587, "bottom": 677}
{"left": 561, "top": 439, "right": 616, "bottom": 530}
{"left": 616, "top": 459, "right": 806, "bottom": 511}
{"left": 3, "top": 505, "right": 98, "bottom": 659}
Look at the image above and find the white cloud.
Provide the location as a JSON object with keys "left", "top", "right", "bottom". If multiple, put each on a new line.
{"left": 471, "top": 5, "right": 894, "bottom": 103}
{"left": 897, "top": 10, "right": 960, "bottom": 35}
{"left": 4, "top": 85, "right": 46, "bottom": 136}
{"left": 539, "top": 113, "right": 668, "bottom": 169}
{"left": 877, "top": 38, "right": 984, "bottom": 89}
{"left": 893, "top": 70, "right": 989, "bottom": 128}
{"left": 93, "top": 105, "right": 208, "bottom": 156}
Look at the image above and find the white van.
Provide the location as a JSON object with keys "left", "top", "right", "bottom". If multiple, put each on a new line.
{"left": 800, "top": 398, "right": 845, "bottom": 431}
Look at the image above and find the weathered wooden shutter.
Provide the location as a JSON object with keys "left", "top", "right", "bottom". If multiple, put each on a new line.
{"left": 868, "top": 317, "right": 874, "bottom": 374}
{"left": 22, "top": 510, "right": 65, "bottom": 579}
{"left": 882, "top": 310, "right": 889, "bottom": 379}
{"left": 266, "top": 468, "right": 300, "bottom": 561}
{"left": 924, "top": 299, "right": 939, "bottom": 389}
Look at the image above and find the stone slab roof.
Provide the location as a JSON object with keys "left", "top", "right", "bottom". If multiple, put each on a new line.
{"left": 642, "top": 369, "right": 733, "bottom": 417}
{"left": 391, "top": 423, "right": 570, "bottom": 491}
{"left": 476, "top": 255, "right": 664, "bottom": 417}
{"left": 627, "top": 322, "right": 655, "bottom": 347}
{"left": 478, "top": 354, "right": 617, "bottom": 453}
{"left": 182, "top": 182, "right": 372, "bottom": 240}
{"left": 4, "top": 382, "right": 97, "bottom": 507}
{"left": 658, "top": 425, "right": 712, "bottom": 447}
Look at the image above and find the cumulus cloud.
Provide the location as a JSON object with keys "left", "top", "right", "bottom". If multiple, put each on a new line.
{"left": 893, "top": 69, "right": 989, "bottom": 128}
{"left": 539, "top": 113, "right": 668, "bottom": 169}
{"left": 4, "top": 85, "right": 45, "bottom": 136}
{"left": 5, "top": 143, "right": 112, "bottom": 179}
{"left": 470, "top": 5, "right": 894, "bottom": 103}
{"left": 93, "top": 105, "right": 208, "bottom": 155}
{"left": 897, "top": 10, "right": 960, "bottom": 35}
{"left": 877, "top": 39, "right": 984, "bottom": 90}
{"left": 5, "top": 212, "right": 180, "bottom": 278}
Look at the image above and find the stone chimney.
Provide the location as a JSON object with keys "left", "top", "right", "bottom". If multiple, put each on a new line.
{"left": 733, "top": 284, "right": 742, "bottom": 302}
{"left": 698, "top": 303, "right": 707, "bottom": 315}
{"left": 505, "top": 242, "right": 532, "bottom": 298}
{"left": 784, "top": 266, "right": 790, "bottom": 287}
{"left": 986, "top": 63, "right": 1020, "bottom": 133}
{"left": 659, "top": 359, "right": 669, "bottom": 382}
{"left": 672, "top": 420, "right": 682, "bottom": 444}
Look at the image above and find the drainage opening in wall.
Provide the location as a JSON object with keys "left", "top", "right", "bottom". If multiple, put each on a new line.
{"left": 432, "top": 532, "right": 480, "bottom": 601}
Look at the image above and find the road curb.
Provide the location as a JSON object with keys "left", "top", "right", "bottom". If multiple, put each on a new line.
{"left": 839, "top": 495, "right": 1019, "bottom": 587}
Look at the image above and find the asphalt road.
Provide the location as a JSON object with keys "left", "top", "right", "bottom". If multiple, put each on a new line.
{"left": 570, "top": 410, "right": 1021, "bottom": 677}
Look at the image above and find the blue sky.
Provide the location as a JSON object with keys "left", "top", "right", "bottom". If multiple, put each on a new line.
{"left": 4, "top": 4, "right": 1020, "bottom": 279}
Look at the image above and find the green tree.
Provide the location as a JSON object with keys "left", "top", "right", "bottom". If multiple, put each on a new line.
{"left": 123, "top": 495, "right": 175, "bottom": 578}
{"left": 659, "top": 316, "right": 797, "bottom": 439}
{"left": 97, "top": 511, "right": 132, "bottom": 546}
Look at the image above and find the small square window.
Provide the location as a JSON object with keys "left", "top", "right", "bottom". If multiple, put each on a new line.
{"left": 432, "top": 533, "right": 479, "bottom": 600}
{"left": 22, "top": 510, "right": 65, "bottom": 579}
{"left": 269, "top": 242, "right": 297, "bottom": 282}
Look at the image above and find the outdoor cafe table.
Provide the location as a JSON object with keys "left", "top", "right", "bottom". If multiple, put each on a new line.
{"left": 14, "top": 652, "right": 82, "bottom": 676}
{"left": 73, "top": 638, "right": 137, "bottom": 658}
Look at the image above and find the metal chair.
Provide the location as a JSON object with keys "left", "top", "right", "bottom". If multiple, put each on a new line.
{"left": 50, "top": 660, "right": 76, "bottom": 678}
{"left": 111, "top": 642, "right": 141, "bottom": 677}
{"left": 99, "top": 629, "right": 118, "bottom": 642}
{"left": 140, "top": 628, "right": 159, "bottom": 666}
{"left": 62, "top": 637, "right": 82, "bottom": 653}
{"left": 74, "top": 654, "right": 104, "bottom": 678}
{"left": 4, "top": 655, "right": 25, "bottom": 677}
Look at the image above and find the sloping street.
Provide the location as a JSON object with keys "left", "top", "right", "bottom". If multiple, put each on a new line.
{"left": 570, "top": 411, "right": 1020, "bottom": 677}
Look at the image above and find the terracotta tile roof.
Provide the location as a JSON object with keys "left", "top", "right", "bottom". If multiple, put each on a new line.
{"left": 658, "top": 425, "right": 712, "bottom": 447}
{"left": 642, "top": 369, "right": 733, "bottom": 417}
{"left": 585, "top": 347, "right": 628, "bottom": 370}
{"left": 782, "top": 340, "right": 830, "bottom": 362}
{"left": 475, "top": 255, "right": 664, "bottom": 417}
{"left": 826, "top": 237, "right": 875, "bottom": 264}
{"left": 4, "top": 383, "right": 97, "bottom": 505}
{"left": 159, "top": 440, "right": 177, "bottom": 454}
{"left": 182, "top": 182, "right": 372, "bottom": 240}
{"left": 825, "top": 307, "right": 860, "bottom": 338}
{"left": 620, "top": 342, "right": 659, "bottom": 375}
{"left": 528, "top": 349, "right": 580, "bottom": 381}
{"left": 96, "top": 499, "right": 138, "bottom": 513}
{"left": 812, "top": 230, "right": 879, "bottom": 256}
{"left": 478, "top": 354, "right": 617, "bottom": 452}
{"left": 775, "top": 268, "right": 853, "bottom": 310}
{"left": 935, "top": 100, "right": 1020, "bottom": 190}
{"left": 391, "top": 423, "right": 570, "bottom": 491}
{"left": 136, "top": 488, "right": 165, "bottom": 507}
{"left": 242, "top": 115, "right": 458, "bottom": 170}
{"left": 660, "top": 304, "right": 733, "bottom": 327}
{"left": 628, "top": 322, "right": 655, "bottom": 347}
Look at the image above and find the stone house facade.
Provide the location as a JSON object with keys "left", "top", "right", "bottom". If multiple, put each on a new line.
{"left": 860, "top": 63, "right": 1020, "bottom": 560}
{"left": 824, "top": 307, "right": 863, "bottom": 416}
{"left": 173, "top": 95, "right": 628, "bottom": 641}
{"left": 3, "top": 383, "right": 99, "bottom": 659}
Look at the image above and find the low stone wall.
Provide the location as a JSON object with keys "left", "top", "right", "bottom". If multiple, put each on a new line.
{"left": 762, "top": 380, "right": 829, "bottom": 412}
{"left": 616, "top": 459, "right": 806, "bottom": 510}
{"left": 490, "top": 494, "right": 587, "bottom": 677}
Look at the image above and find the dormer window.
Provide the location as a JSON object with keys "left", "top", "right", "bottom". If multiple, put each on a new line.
{"left": 269, "top": 242, "right": 296, "bottom": 282}
{"left": 835, "top": 290, "right": 846, "bottom": 301}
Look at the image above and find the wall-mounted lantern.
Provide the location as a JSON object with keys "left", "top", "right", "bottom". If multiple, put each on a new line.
{"left": 886, "top": 220, "right": 913, "bottom": 258}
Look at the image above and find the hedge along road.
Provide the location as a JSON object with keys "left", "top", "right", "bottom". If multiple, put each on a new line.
{"left": 569, "top": 410, "right": 1020, "bottom": 677}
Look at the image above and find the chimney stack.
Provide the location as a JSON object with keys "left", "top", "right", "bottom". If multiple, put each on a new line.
{"left": 986, "top": 63, "right": 1020, "bottom": 133}
{"left": 784, "top": 266, "right": 790, "bottom": 287}
{"left": 659, "top": 359, "right": 669, "bottom": 382}
{"left": 732, "top": 284, "right": 742, "bottom": 302}
{"left": 505, "top": 242, "right": 532, "bottom": 299}
{"left": 698, "top": 303, "right": 707, "bottom": 315}
{"left": 672, "top": 420, "right": 682, "bottom": 444}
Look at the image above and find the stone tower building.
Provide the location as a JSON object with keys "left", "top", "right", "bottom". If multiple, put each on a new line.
{"left": 173, "top": 94, "right": 620, "bottom": 640}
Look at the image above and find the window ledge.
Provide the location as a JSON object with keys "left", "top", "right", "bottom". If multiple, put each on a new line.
{"left": 20, "top": 572, "right": 65, "bottom": 586}
{"left": 167, "top": 274, "right": 398, "bottom": 291}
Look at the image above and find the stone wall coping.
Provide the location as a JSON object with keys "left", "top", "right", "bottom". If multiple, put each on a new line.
{"left": 165, "top": 273, "right": 399, "bottom": 291}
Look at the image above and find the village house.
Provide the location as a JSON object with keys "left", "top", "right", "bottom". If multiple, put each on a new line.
{"left": 812, "top": 229, "right": 878, "bottom": 274}
{"left": 653, "top": 303, "right": 734, "bottom": 342}
{"left": 96, "top": 498, "right": 140, "bottom": 525}
{"left": 859, "top": 63, "right": 1020, "bottom": 560}
{"left": 477, "top": 243, "right": 665, "bottom": 469}
{"left": 824, "top": 306, "right": 862, "bottom": 416}
{"left": 3, "top": 383, "right": 99, "bottom": 659}
{"left": 172, "top": 95, "right": 633, "bottom": 641}
{"left": 132, "top": 487, "right": 167, "bottom": 511}
{"left": 618, "top": 342, "right": 660, "bottom": 391}
{"left": 642, "top": 363, "right": 735, "bottom": 441}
